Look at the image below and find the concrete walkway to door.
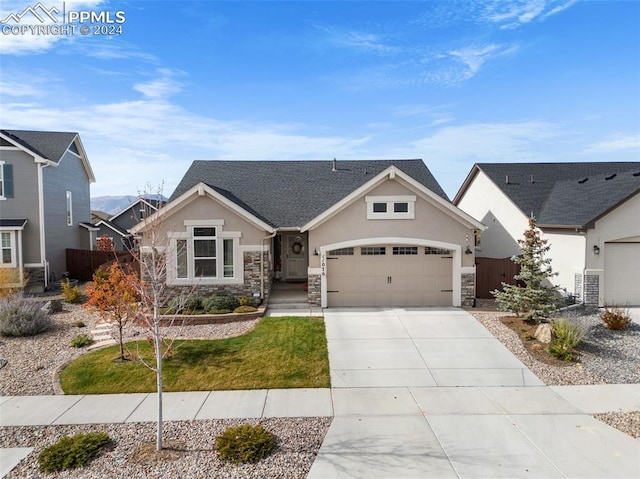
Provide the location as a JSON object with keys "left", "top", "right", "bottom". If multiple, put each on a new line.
{"left": 308, "top": 307, "right": 640, "bottom": 478}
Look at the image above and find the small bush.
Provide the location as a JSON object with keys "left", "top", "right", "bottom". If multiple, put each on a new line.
{"left": 166, "top": 295, "right": 204, "bottom": 314}
{"left": 0, "top": 293, "right": 52, "bottom": 337}
{"left": 215, "top": 424, "right": 276, "bottom": 464}
{"left": 61, "top": 279, "right": 82, "bottom": 304}
{"left": 239, "top": 296, "right": 252, "bottom": 307}
{"left": 38, "top": 431, "right": 112, "bottom": 473}
{"left": 548, "top": 318, "right": 585, "bottom": 361}
{"left": 599, "top": 304, "right": 631, "bottom": 330}
{"left": 71, "top": 333, "right": 94, "bottom": 348}
{"left": 209, "top": 308, "right": 232, "bottom": 314}
{"left": 75, "top": 320, "right": 86, "bottom": 328}
{"left": 234, "top": 305, "right": 258, "bottom": 313}
{"left": 203, "top": 295, "right": 239, "bottom": 313}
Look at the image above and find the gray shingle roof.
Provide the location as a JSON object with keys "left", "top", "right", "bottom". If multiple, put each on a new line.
{"left": 1, "top": 129, "right": 78, "bottom": 163}
{"left": 0, "top": 219, "right": 28, "bottom": 228}
{"left": 475, "top": 162, "right": 640, "bottom": 227}
{"left": 170, "top": 159, "right": 448, "bottom": 228}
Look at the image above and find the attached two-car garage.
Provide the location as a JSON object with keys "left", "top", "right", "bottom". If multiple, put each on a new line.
{"left": 326, "top": 244, "right": 454, "bottom": 307}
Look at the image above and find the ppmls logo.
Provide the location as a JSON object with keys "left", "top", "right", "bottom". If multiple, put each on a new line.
{"left": 1, "top": 2, "right": 59, "bottom": 24}
{"left": 1, "top": 2, "right": 125, "bottom": 37}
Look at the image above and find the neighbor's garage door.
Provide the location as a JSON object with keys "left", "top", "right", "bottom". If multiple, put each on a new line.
{"left": 327, "top": 245, "right": 453, "bottom": 307}
{"left": 604, "top": 243, "right": 640, "bottom": 306}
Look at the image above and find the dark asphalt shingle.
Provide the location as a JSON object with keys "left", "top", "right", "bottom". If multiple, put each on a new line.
{"left": 170, "top": 159, "right": 448, "bottom": 227}
{"left": 1, "top": 129, "right": 78, "bottom": 163}
{"left": 476, "top": 162, "right": 640, "bottom": 227}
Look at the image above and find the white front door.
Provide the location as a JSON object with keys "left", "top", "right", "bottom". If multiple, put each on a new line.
{"left": 285, "top": 234, "right": 308, "bottom": 280}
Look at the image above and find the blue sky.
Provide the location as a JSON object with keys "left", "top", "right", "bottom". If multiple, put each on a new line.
{"left": 1, "top": 0, "right": 639, "bottom": 199}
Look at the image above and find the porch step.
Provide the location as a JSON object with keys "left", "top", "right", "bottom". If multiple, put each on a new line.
{"left": 267, "top": 302, "right": 312, "bottom": 310}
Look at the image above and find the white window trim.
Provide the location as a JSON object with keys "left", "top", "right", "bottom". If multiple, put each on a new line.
{"left": 0, "top": 231, "right": 17, "bottom": 268}
{"left": 0, "top": 161, "right": 5, "bottom": 200}
{"left": 365, "top": 195, "right": 416, "bottom": 219}
{"left": 167, "top": 222, "right": 243, "bottom": 285}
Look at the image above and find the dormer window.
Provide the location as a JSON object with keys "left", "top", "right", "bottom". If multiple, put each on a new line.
{"left": 366, "top": 195, "right": 416, "bottom": 219}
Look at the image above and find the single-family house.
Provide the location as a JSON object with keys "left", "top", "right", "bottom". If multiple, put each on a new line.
{"left": 454, "top": 162, "right": 640, "bottom": 306}
{"left": 131, "top": 159, "right": 484, "bottom": 308}
{"left": 0, "top": 129, "right": 96, "bottom": 291}
{"left": 93, "top": 196, "right": 165, "bottom": 250}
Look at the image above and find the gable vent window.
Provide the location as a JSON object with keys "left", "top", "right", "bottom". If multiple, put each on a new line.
{"left": 366, "top": 195, "right": 416, "bottom": 220}
{"left": 372, "top": 203, "right": 387, "bottom": 213}
{"left": 361, "top": 246, "right": 386, "bottom": 255}
{"left": 329, "top": 247, "right": 354, "bottom": 256}
{"left": 393, "top": 246, "right": 417, "bottom": 255}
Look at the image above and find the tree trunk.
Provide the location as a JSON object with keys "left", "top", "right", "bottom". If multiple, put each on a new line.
{"left": 154, "top": 316, "right": 163, "bottom": 451}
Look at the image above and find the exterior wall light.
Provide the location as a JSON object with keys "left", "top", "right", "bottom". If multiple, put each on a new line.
{"left": 593, "top": 245, "right": 600, "bottom": 255}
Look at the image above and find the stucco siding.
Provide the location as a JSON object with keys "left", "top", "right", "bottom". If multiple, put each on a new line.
{"left": 543, "top": 231, "right": 585, "bottom": 295}
{"left": 309, "top": 178, "right": 475, "bottom": 269}
{"left": 156, "top": 195, "right": 268, "bottom": 244}
{"left": 587, "top": 192, "right": 640, "bottom": 271}
{"left": 43, "top": 150, "right": 92, "bottom": 277}
{"left": 0, "top": 148, "right": 42, "bottom": 264}
{"left": 456, "top": 171, "right": 528, "bottom": 259}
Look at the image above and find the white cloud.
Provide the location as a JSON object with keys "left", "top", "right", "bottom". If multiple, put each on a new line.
{"left": 448, "top": 43, "right": 519, "bottom": 80}
{"left": 584, "top": 133, "right": 640, "bottom": 153}
{"left": 0, "top": 70, "right": 374, "bottom": 196}
{"left": 481, "top": 0, "right": 580, "bottom": 29}
{"left": 318, "top": 25, "right": 399, "bottom": 55}
{"left": 132, "top": 68, "right": 185, "bottom": 100}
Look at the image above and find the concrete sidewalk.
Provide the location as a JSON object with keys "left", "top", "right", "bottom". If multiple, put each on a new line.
{"left": 1, "top": 384, "right": 639, "bottom": 478}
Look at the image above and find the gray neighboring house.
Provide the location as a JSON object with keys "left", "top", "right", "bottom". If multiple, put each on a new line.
{"left": 131, "top": 159, "right": 484, "bottom": 308}
{"left": 0, "top": 129, "right": 96, "bottom": 291}
{"left": 92, "top": 197, "right": 165, "bottom": 250}
{"left": 454, "top": 162, "right": 640, "bottom": 306}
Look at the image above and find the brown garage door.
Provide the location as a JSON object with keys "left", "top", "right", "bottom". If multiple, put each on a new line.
{"left": 327, "top": 245, "right": 453, "bottom": 307}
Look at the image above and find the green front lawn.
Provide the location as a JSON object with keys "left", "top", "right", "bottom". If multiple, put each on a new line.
{"left": 60, "top": 316, "right": 330, "bottom": 394}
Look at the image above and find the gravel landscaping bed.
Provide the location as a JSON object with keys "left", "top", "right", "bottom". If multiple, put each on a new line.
{"left": 0, "top": 417, "right": 332, "bottom": 479}
{"left": 469, "top": 304, "right": 640, "bottom": 441}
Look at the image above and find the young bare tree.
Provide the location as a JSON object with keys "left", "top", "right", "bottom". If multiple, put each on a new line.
{"left": 127, "top": 189, "right": 194, "bottom": 451}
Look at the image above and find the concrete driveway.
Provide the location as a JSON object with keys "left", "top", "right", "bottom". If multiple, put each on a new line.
{"left": 325, "top": 307, "right": 542, "bottom": 388}
{"left": 309, "top": 307, "right": 640, "bottom": 478}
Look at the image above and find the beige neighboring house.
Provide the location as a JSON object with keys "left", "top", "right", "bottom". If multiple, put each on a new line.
{"left": 454, "top": 162, "right": 640, "bottom": 306}
{"left": 131, "top": 160, "right": 484, "bottom": 308}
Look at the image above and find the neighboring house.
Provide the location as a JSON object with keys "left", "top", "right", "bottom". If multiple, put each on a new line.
{"left": 92, "top": 197, "right": 165, "bottom": 250}
{"left": 131, "top": 159, "right": 484, "bottom": 308}
{"left": 0, "top": 129, "right": 96, "bottom": 291}
{"left": 454, "top": 162, "right": 640, "bottom": 306}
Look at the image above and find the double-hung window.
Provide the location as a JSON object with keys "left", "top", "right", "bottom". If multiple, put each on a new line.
{"left": 66, "top": 191, "right": 73, "bottom": 226}
{"left": 1, "top": 232, "right": 15, "bottom": 266}
{"left": 193, "top": 227, "right": 217, "bottom": 277}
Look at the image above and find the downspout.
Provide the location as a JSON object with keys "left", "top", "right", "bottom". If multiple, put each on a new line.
{"left": 36, "top": 162, "right": 48, "bottom": 289}
{"left": 261, "top": 231, "right": 277, "bottom": 300}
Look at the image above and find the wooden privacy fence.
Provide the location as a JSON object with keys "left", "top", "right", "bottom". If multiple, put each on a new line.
{"left": 66, "top": 249, "right": 136, "bottom": 281}
{"left": 475, "top": 257, "right": 521, "bottom": 299}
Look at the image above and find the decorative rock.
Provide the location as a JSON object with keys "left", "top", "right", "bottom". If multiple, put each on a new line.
{"left": 534, "top": 323, "right": 552, "bottom": 344}
{"left": 40, "top": 299, "right": 62, "bottom": 314}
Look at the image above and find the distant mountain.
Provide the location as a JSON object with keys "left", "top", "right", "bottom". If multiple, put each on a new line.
{"left": 91, "top": 194, "right": 167, "bottom": 216}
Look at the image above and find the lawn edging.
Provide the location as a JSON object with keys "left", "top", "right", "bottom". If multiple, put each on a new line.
{"left": 156, "top": 303, "right": 268, "bottom": 326}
